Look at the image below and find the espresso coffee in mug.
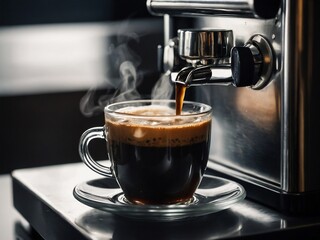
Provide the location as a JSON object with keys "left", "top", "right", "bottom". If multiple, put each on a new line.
{"left": 79, "top": 99, "right": 212, "bottom": 205}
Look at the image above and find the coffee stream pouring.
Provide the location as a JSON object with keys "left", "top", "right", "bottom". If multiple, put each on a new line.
{"left": 161, "top": 29, "right": 274, "bottom": 90}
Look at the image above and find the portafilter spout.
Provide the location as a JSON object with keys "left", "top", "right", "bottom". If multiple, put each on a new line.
{"left": 174, "top": 65, "right": 233, "bottom": 87}
{"left": 169, "top": 30, "right": 274, "bottom": 90}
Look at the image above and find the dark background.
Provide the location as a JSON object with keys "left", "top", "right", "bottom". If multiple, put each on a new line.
{"left": 0, "top": 0, "right": 150, "bottom": 26}
{"left": 0, "top": 0, "right": 163, "bottom": 174}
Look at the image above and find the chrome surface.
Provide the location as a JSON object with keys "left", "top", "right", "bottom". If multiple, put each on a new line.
{"left": 178, "top": 29, "right": 233, "bottom": 61}
{"left": 170, "top": 30, "right": 273, "bottom": 88}
{"left": 282, "top": 0, "right": 320, "bottom": 192}
{"left": 247, "top": 35, "right": 274, "bottom": 90}
{"left": 187, "top": 11, "right": 283, "bottom": 192}
{"left": 147, "top": 0, "right": 320, "bottom": 213}
{"left": 174, "top": 65, "right": 233, "bottom": 87}
{"left": 163, "top": 37, "right": 181, "bottom": 73}
{"left": 147, "top": 0, "right": 281, "bottom": 19}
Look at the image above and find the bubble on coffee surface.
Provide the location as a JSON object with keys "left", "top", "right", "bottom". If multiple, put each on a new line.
{"left": 107, "top": 105, "right": 211, "bottom": 147}
{"left": 116, "top": 105, "right": 175, "bottom": 116}
{"left": 114, "top": 105, "right": 203, "bottom": 125}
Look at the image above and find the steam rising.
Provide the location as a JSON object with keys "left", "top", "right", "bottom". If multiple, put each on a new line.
{"left": 151, "top": 73, "right": 173, "bottom": 100}
{"left": 80, "top": 27, "right": 173, "bottom": 117}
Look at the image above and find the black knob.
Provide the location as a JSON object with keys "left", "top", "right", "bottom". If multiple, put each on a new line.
{"left": 253, "top": 0, "right": 281, "bottom": 19}
{"left": 231, "top": 46, "right": 260, "bottom": 87}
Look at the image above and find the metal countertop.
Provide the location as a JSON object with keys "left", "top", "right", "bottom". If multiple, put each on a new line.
{"left": 11, "top": 162, "right": 320, "bottom": 239}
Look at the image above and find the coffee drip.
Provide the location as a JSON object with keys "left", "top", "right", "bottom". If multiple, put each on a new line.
{"left": 175, "top": 83, "right": 186, "bottom": 115}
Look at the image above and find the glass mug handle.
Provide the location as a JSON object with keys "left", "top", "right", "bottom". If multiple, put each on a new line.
{"left": 78, "top": 126, "right": 113, "bottom": 178}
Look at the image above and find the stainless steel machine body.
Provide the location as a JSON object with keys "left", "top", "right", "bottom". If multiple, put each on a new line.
{"left": 147, "top": 0, "right": 320, "bottom": 214}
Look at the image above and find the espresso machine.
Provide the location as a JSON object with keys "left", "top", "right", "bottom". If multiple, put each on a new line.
{"left": 147, "top": 0, "right": 320, "bottom": 215}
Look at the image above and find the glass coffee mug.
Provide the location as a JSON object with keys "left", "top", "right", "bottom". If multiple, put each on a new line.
{"left": 79, "top": 99, "right": 212, "bottom": 205}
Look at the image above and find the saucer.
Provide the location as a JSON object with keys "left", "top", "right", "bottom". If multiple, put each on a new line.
{"left": 73, "top": 174, "right": 246, "bottom": 221}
